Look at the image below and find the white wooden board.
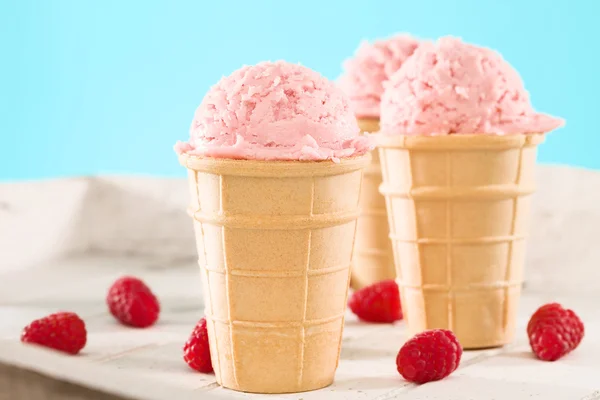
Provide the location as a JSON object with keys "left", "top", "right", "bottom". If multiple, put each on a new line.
{"left": 1, "top": 166, "right": 600, "bottom": 399}
{"left": 0, "top": 256, "right": 599, "bottom": 400}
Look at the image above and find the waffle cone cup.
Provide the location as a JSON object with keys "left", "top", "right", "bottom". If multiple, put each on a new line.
{"left": 179, "top": 154, "right": 370, "bottom": 393}
{"left": 377, "top": 133, "right": 544, "bottom": 349}
{"left": 351, "top": 118, "right": 395, "bottom": 289}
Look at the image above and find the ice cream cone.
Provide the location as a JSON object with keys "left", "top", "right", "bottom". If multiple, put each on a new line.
{"left": 180, "top": 154, "right": 369, "bottom": 393}
{"left": 378, "top": 133, "right": 544, "bottom": 349}
{"left": 351, "top": 118, "right": 395, "bottom": 289}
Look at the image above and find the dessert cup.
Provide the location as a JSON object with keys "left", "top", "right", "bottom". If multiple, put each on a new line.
{"left": 351, "top": 118, "right": 395, "bottom": 289}
{"left": 378, "top": 133, "right": 544, "bottom": 349}
{"left": 180, "top": 154, "right": 370, "bottom": 393}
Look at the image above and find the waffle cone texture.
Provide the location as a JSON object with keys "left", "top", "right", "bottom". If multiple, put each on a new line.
{"left": 351, "top": 118, "right": 396, "bottom": 289}
{"left": 377, "top": 133, "right": 544, "bottom": 349}
{"left": 180, "top": 154, "right": 370, "bottom": 393}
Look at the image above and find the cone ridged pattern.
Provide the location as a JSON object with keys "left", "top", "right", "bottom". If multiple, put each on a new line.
{"left": 378, "top": 134, "right": 544, "bottom": 349}
{"left": 180, "top": 155, "right": 369, "bottom": 393}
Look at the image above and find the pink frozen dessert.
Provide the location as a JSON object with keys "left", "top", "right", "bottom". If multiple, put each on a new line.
{"left": 338, "top": 34, "right": 420, "bottom": 118}
{"left": 381, "top": 36, "right": 564, "bottom": 135}
{"left": 175, "top": 61, "right": 373, "bottom": 161}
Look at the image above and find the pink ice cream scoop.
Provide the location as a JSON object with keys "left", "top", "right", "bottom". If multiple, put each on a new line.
{"left": 380, "top": 37, "right": 564, "bottom": 135}
{"left": 175, "top": 61, "right": 373, "bottom": 161}
{"left": 338, "top": 34, "right": 420, "bottom": 118}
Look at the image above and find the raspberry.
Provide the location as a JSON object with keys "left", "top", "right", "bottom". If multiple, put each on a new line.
{"left": 527, "top": 303, "right": 584, "bottom": 361}
{"left": 396, "top": 329, "right": 462, "bottom": 384}
{"left": 348, "top": 280, "right": 402, "bottom": 323}
{"left": 183, "top": 318, "right": 213, "bottom": 373}
{"left": 107, "top": 276, "right": 160, "bottom": 328}
{"left": 21, "top": 312, "right": 87, "bottom": 355}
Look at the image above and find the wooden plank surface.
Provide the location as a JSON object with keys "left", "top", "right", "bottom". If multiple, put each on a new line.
{"left": 1, "top": 255, "right": 599, "bottom": 400}
{"left": 0, "top": 362, "right": 130, "bottom": 400}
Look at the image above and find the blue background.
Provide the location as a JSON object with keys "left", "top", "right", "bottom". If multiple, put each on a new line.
{"left": 1, "top": 0, "right": 597, "bottom": 181}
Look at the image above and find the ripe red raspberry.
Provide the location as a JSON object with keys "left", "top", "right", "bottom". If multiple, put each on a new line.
{"left": 396, "top": 329, "right": 462, "bottom": 384}
{"left": 107, "top": 276, "right": 160, "bottom": 328}
{"left": 21, "top": 312, "right": 87, "bottom": 355}
{"left": 348, "top": 280, "right": 402, "bottom": 323}
{"left": 527, "top": 303, "right": 584, "bottom": 361}
{"left": 183, "top": 318, "right": 213, "bottom": 373}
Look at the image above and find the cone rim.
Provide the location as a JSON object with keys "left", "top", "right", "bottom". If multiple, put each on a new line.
{"left": 356, "top": 117, "right": 380, "bottom": 134}
{"left": 376, "top": 132, "right": 545, "bottom": 150}
{"left": 179, "top": 153, "right": 371, "bottom": 177}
